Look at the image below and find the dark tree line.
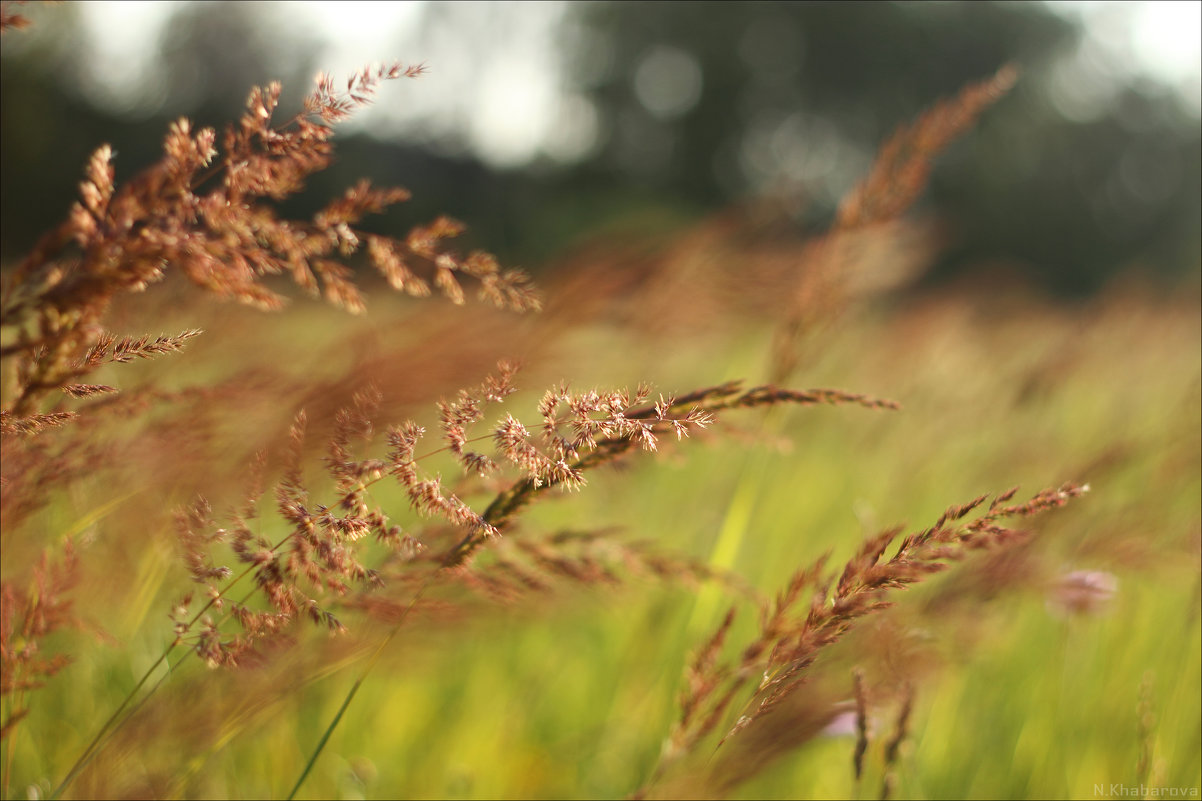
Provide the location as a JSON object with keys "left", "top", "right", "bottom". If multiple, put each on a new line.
{"left": 3, "top": 1, "right": 1198, "bottom": 293}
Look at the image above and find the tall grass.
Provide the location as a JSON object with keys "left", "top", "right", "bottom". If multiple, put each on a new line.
{"left": 3, "top": 7, "right": 1198, "bottom": 800}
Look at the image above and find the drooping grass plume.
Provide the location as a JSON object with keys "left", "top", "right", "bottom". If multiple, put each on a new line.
{"left": 1, "top": 59, "right": 538, "bottom": 418}
{"left": 639, "top": 484, "right": 1089, "bottom": 798}
{"left": 771, "top": 65, "right": 1018, "bottom": 382}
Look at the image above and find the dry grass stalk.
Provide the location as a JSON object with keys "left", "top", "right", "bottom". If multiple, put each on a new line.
{"left": 853, "top": 667, "right": 869, "bottom": 783}
{"left": 771, "top": 65, "right": 1018, "bottom": 381}
{"left": 879, "top": 684, "right": 914, "bottom": 800}
{"left": 639, "top": 483, "right": 1088, "bottom": 797}
{"left": 0, "top": 544, "right": 79, "bottom": 741}
{"left": 0, "top": 53, "right": 538, "bottom": 788}
{"left": 161, "top": 366, "right": 898, "bottom": 672}
{"left": 0, "top": 53, "right": 537, "bottom": 755}
{"left": 1, "top": 60, "right": 538, "bottom": 418}
{"left": 364, "top": 527, "right": 763, "bottom": 615}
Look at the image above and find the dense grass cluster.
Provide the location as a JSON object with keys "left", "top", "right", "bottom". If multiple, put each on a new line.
{"left": 2, "top": 7, "right": 1199, "bottom": 800}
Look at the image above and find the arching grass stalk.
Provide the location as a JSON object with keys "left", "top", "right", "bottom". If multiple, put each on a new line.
{"left": 686, "top": 404, "right": 790, "bottom": 637}
{"left": 1, "top": 495, "right": 140, "bottom": 798}
{"left": 285, "top": 386, "right": 891, "bottom": 797}
{"left": 49, "top": 646, "right": 171, "bottom": 799}
{"left": 49, "top": 431, "right": 484, "bottom": 800}
{"left": 285, "top": 573, "right": 435, "bottom": 800}
{"left": 49, "top": 536, "right": 288, "bottom": 800}
{"left": 283, "top": 456, "right": 544, "bottom": 799}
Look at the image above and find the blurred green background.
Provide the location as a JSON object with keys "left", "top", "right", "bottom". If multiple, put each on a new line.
{"left": 2, "top": 1, "right": 1200, "bottom": 291}
{"left": 5, "top": 283, "right": 1198, "bottom": 799}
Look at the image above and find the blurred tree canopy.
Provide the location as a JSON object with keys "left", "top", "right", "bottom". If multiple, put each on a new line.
{"left": 558, "top": 1, "right": 1201, "bottom": 293}
{"left": 2, "top": 1, "right": 1198, "bottom": 294}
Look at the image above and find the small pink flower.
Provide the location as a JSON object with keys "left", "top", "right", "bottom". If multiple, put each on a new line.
{"left": 821, "top": 701, "right": 874, "bottom": 738}
{"left": 1047, "top": 570, "right": 1118, "bottom": 616}
{"left": 821, "top": 709, "right": 861, "bottom": 738}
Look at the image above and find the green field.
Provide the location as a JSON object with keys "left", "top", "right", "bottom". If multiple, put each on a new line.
{"left": 3, "top": 267, "right": 1198, "bottom": 800}
{"left": 1, "top": 36, "right": 1197, "bottom": 799}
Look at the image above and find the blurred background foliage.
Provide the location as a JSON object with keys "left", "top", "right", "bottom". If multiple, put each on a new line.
{"left": 1, "top": 0, "right": 1199, "bottom": 294}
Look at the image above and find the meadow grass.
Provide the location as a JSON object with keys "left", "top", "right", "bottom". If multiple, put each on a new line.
{"left": 5, "top": 278, "right": 1196, "bottom": 799}
{"left": 1, "top": 11, "right": 1197, "bottom": 796}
